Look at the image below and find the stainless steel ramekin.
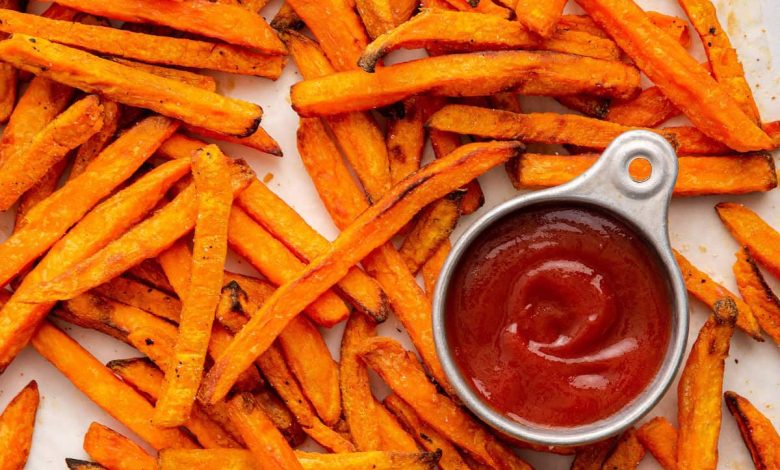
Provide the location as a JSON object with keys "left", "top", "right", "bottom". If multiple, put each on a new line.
{"left": 432, "top": 130, "right": 689, "bottom": 447}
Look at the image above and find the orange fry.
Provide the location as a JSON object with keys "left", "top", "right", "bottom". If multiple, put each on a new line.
{"left": 15, "top": 157, "right": 70, "bottom": 232}
{"left": 507, "top": 153, "right": 777, "bottom": 197}
{"left": 69, "top": 101, "right": 121, "bottom": 180}
{"left": 602, "top": 428, "right": 645, "bottom": 469}
{"left": 716, "top": 203, "right": 780, "bottom": 279}
{"left": 200, "top": 141, "right": 523, "bottom": 404}
{"left": 291, "top": 51, "right": 641, "bottom": 116}
{"left": 399, "top": 193, "right": 462, "bottom": 274}
{"left": 0, "top": 10, "right": 285, "bottom": 77}
{"left": 83, "top": 423, "right": 156, "bottom": 470}
{"left": 359, "top": 337, "right": 531, "bottom": 469}
{"left": 94, "top": 276, "right": 181, "bottom": 324}
{"left": 570, "top": 437, "right": 617, "bottom": 470}
{"left": 674, "top": 250, "right": 762, "bottom": 340}
{"left": 677, "top": 298, "right": 737, "bottom": 469}
{"left": 272, "top": 2, "right": 305, "bottom": 31}
{"left": 515, "top": 0, "right": 567, "bottom": 37}
{"left": 559, "top": 12, "right": 691, "bottom": 46}
{"left": 0, "top": 36, "right": 264, "bottom": 137}
{"left": 0, "top": 0, "right": 19, "bottom": 123}
{"left": 574, "top": 0, "right": 771, "bottom": 152}
{"left": 154, "top": 145, "right": 233, "bottom": 427}
{"left": 387, "top": 97, "right": 437, "bottom": 184}
{"left": 725, "top": 391, "right": 780, "bottom": 469}
{"left": 0, "top": 381, "right": 39, "bottom": 470}
{"left": 442, "top": 0, "right": 512, "bottom": 18}
{"left": 32, "top": 321, "right": 196, "bottom": 450}
{"left": 605, "top": 86, "right": 681, "bottom": 127}
{"left": 733, "top": 248, "right": 780, "bottom": 345}
{"left": 183, "top": 125, "right": 283, "bottom": 156}
{"left": 109, "top": 59, "right": 216, "bottom": 91}
{"left": 636, "top": 417, "right": 677, "bottom": 470}
{"left": 422, "top": 241, "right": 451, "bottom": 297}
{"left": 0, "top": 94, "right": 103, "bottom": 210}
{"left": 430, "top": 129, "right": 483, "bottom": 215}
{"left": 48, "top": 0, "right": 285, "bottom": 53}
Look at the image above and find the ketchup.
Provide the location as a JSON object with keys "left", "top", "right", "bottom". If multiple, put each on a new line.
{"left": 446, "top": 204, "right": 671, "bottom": 427}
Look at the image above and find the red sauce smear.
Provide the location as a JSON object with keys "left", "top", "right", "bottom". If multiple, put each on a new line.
{"left": 446, "top": 204, "right": 671, "bottom": 427}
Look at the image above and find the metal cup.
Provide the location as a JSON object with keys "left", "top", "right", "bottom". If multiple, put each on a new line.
{"left": 432, "top": 130, "right": 689, "bottom": 447}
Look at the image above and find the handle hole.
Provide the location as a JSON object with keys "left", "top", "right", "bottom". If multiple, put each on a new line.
{"left": 628, "top": 156, "right": 652, "bottom": 183}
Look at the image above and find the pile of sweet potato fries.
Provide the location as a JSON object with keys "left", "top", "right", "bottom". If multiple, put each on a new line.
{"left": 0, "top": 0, "right": 777, "bottom": 468}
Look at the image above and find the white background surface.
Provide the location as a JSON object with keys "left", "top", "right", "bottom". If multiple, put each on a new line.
{"left": 1, "top": 0, "right": 779, "bottom": 468}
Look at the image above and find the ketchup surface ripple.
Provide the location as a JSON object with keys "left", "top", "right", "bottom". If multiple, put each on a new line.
{"left": 445, "top": 204, "right": 671, "bottom": 427}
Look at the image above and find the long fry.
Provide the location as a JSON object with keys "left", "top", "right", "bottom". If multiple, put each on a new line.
{"left": 733, "top": 248, "right": 780, "bottom": 345}
{"left": 0, "top": 120, "right": 182, "bottom": 370}
{"left": 0, "top": 0, "right": 19, "bottom": 123}
{"left": 399, "top": 193, "right": 462, "bottom": 274}
{"left": 0, "top": 36, "right": 264, "bottom": 137}
{"left": 94, "top": 276, "right": 181, "bottom": 324}
{"left": 32, "top": 321, "right": 196, "bottom": 450}
{"left": 674, "top": 250, "right": 762, "bottom": 340}
{"left": 636, "top": 417, "right": 677, "bottom": 470}
{"left": 387, "top": 97, "right": 436, "bottom": 185}
{"left": 228, "top": 393, "right": 303, "bottom": 470}
{"left": 724, "top": 391, "right": 780, "bottom": 469}
{"left": 0, "top": 10, "right": 285, "bottom": 78}
{"left": 69, "top": 101, "right": 121, "bottom": 180}
{"left": 24, "top": 160, "right": 254, "bottom": 303}
{"left": 14, "top": 157, "right": 70, "bottom": 232}
{"left": 359, "top": 337, "right": 531, "bottom": 469}
{"left": 200, "top": 141, "right": 522, "bottom": 403}
{"left": 46, "top": 0, "right": 285, "bottom": 53}
{"left": 515, "top": 0, "right": 567, "bottom": 37}
{"left": 292, "top": 51, "right": 641, "bottom": 116}
{"left": 0, "top": 381, "right": 39, "bottom": 470}
{"left": 605, "top": 87, "right": 680, "bottom": 127}
{"left": 507, "top": 153, "right": 777, "bottom": 196}
{"left": 716, "top": 203, "right": 780, "bottom": 279}
{"left": 0, "top": 94, "right": 103, "bottom": 210}
{"left": 677, "top": 298, "right": 737, "bottom": 470}
{"left": 228, "top": 205, "right": 350, "bottom": 327}
{"left": 183, "top": 125, "right": 283, "bottom": 156}
{"left": 422, "top": 241, "right": 450, "bottom": 297}
{"left": 154, "top": 145, "right": 232, "bottom": 426}
{"left": 575, "top": 0, "right": 771, "bottom": 151}
{"left": 83, "top": 423, "right": 156, "bottom": 470}
{"left": 430, "top": 129, "right": 483, "bottom": 215}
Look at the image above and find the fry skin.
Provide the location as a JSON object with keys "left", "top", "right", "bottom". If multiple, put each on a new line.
{"left": 0, "top": 381, "right": 39, "bottom": 470}
{"left": 183, "top": 125, "right": 283, "bottom": 156}
{"left": 32, "top": 321, "right": 197, "bottom": 450}
{"left": 674, "top": 250, "right": 762, "bottom": 340}
{"left": 359, "top": 337, "right": 531, "bottom": 469}
{"left": 48, "top": 0, "right": 285, "bottom": 53}
{"left": 677, "top": 298, "right": 737, "bottom": 470}
{"left": 200, "top": 141, "right": 523, "bottom": 403}
{"left": 69, "top": 101, "right": 121, "bottom": 180}
{"left": 716, "top": 203, "right": 780, "bottom": 279}
{"left": 399, "top": 192, "right": 462, "bottom": 274}
{"left": 109, "top": 59, "right": 217, "bottom": 91}
{"left": 83, "top": 423, "right": 156, "bottom": 470}
{"left": 733, "top": 248, "right": 780, "bottom": 345}
{"left": 387, "top": 97, "right": 437, "bottom": 185}
{"left": 0, "top": 10, "right": 285, "bottom": 78}
{"left": 0, "top": 94, "right": 103, "bottom": 211}
{"left": 507, "top": 153, "right": 777, "bottom": 197}
{"left": 422, "top": 241, "right": 451, "bottom": 297}
{"left": 292, "top": 51, "right": 641, "bottom": 116}
{"left": 515, "top": 0, "right": 567, "bottom": 37}
{"left": 429, "top": 129, "right": 483, "bottom": 215}
{"left": 636, "top": 417, "right": 677, "bottom": 470}
{"left": 574, "top": 0, "right": 771, "bottom": 152}
{"left": 725, "top": 391, "right": 780, "bottom": 469}
{"left": 605, "top": 86, "right": 681, "bottom": 127}
{"left": 0, "top": 35, "right": 264, "bottom": 137}
{"left": 14, "top": 157, "right": 70, "bottom": 233}
{"left": 94, "top": 276, "right": 181, "bottom": 324}
{"left": 601, "top": 428, "right": 646, "bottom": 470}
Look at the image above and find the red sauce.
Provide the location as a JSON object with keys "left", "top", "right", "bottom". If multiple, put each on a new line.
{"left": 446, "top": 204, "right": 671, "bottom": 427}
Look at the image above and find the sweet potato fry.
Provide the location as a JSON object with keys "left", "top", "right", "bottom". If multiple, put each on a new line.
{"left": 83, "top": 423, "right": 156, "bottom": 470}
{"left": 228, "top": 205, "right": 350, "bottom": 326}
{"left": 507, "top": 153, "right": 777, "bottom": 197}
{"left": 228, "top": 393, "right": 303, "bottom": 470}
{"left": 0, "top": 36, "right": 264, "bottom": 137}
{"left": 387, "top": 97, "right": 436, "bottom": 184}
{"left": 733, "top": 248, "right": 780, "bottom": 345}
{"left": 674, "top": 250, "right": 762, "bottom": 340}
{"left": 0, "top": 94, "right": 103, "bottom": 210}
{"left": 272, "top": 3, "right": 305, "bottom": 30}
{"left": 154, "top": 145, "right": 232, "bottom": 427}
{"left": 422, "top": 241, "right": 450, "bottom": 297}
{"left": 109, "top": 59, "right": 216, "bottom": 91}
{"left": 375, "top": 405, "right": 419, "bottom": 452}
{"left": 0, "top": 120, "right": 182, "bottom": 369}
{"left": 32, "top": 321, "right": 196, "bottom": 450}
{"left": 65, "top": 460, "right": 105, "bottom": 470}
{"left": 636, "top": 417, "right": 677, "bottom": 470}
{"left": 183, "top": 125, "right": 283, "bottom": 156}
{"left": 356, "top": 0, "right": 397, "bottom": 39}
{"left": 399, "top": 192, "right": 462, "bottom": 274}
{"left": 282, "top": 30, "right": 392, "bottom": 201}
{"left": 515, "top": 0, "right": 567, "bottom": 37}
{"left": 48, "top": 0, "right": 285, "bottom": 53}
{"left": 677, "top": 298, "right": 737, "bottom": 470}
{"left": 559, "top": 12, "right": 691, "bottom": 46}
{"left": 200, "top": 141, "right": 522, "bottom": 403}
{"left": 429, "top": 129, "right": 483, "bottom": 215}
{"left": 296, "top": 450, "right": 441, "bottom": 469}
{"left": 575, "top": 0, "right": 771, "bottom": 152}
{"left": 716, "top": 203, "right": 780, "bottom": 279}
{"left": 293, "top": 51, "right": 640, "bottom": 116}
{"left": 128, "top": 260, "right": 176, "bottom": 296}
{"left": 678, "top": 0, "right": 760, "bottom": 122}
{"left": 0, "top": 381, "right": 39, "bottom": 470}
{"left": 359, "top": 337, "right": 531, "bottom": 469}
{"left": 236, "top": 180, "right": 390, "bottom": 322}
{"left": 602, "top": 428, "right": 645, "bottom": 470}
{"left": 442, "top": 0, "right": 511, "bottom": 18}
{"left": 384, "top": 394, "right": 470, "bottom": 469}
{"left": 570, "top": 437, "right": 617, "bottom": 470}
{"left": 14, "top": 157, "right": 70, "bottom": 232}
{"left": 605, "top": 86, "right": 680, "bottom": 127}
{"left": 0, "top": 10, "right": 285, "bottom": 78}
{"left": 725, "top": 391, "right": 780, "bottom": 469}
{"left": 24, "top": 159, "right": 254, "bottom": 303}
{"left": 0, "top": 76, "right": 73, "bottom": 167}
{"left": 0, "top": 0, "right": 19, "bottom": 123}
{"left": 69, "top": 101, "right": 121, "bottom": 180}
{"left": 94, "top": 276, "right": 181, "bottom": 323}
{"left": 107, "top": 357, "right": 244, "bottom": 449}
{"left": 285, "top": 0, "right": 369, "bottom": 71}
{"left": 253, "top": 388, "right": 307, "bottom": 448}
